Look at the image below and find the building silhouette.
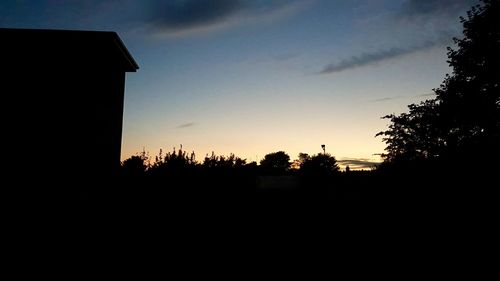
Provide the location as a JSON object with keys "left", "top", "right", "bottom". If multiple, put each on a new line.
{"left": 1, "top": 28, "right": 138, "bottom": 190}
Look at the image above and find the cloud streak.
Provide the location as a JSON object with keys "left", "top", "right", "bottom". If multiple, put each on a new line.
{"left": 147, "top": 0, "right": 312, "bottom": 38}
{"left": 320, "top": 28, "right": 456, "bottom": 75}
{"left": 177, "top": 122, "right": 196, "bottom": 129}
{"left": 319, "top": 0, "right": 478, "bottom": 75}
{"left": 368, "top": 93, "right": 436, "bottom": 103}
{"left": 149, "top": 0, "right": 243, "bottom": 33}
{"left": 320, "top": 46, "right": 418, "bottom": 74}
{"left": 337, "top": 158, "right": 381, "bottom": 170}
{"left": 369, "top": 96, "right": 402, "bottom": 103}
{"left": 417, "top": 93, "right": 436, "bottom": 98}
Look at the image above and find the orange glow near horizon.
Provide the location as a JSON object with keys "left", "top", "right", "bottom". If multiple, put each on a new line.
{"left": 120, "top": 135, "right": 384, "bottom": 170}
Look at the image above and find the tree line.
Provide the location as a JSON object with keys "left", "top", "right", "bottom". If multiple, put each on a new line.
{"left": 122, "top": 148, "right": 342, "bottom": 177}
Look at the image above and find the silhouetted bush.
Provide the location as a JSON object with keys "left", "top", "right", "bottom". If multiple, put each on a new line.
{"left": 300, "top": 153, "right": 340, "bottom": 176}
{"left": 259, "top": 151, "right": 291, "bottom": 175}
{"left": 120, "top": 150, "right": 148, "bottom": 179}
{"left": 203, "top": 152, "right": 246, "bottom": 170}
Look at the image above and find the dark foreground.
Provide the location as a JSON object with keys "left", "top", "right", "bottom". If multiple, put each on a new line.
{"left": 29, "top": 169, "right": 492, "bottom": 226}
{"left": 11, "top": 169, "right": 495, "bottom": 265}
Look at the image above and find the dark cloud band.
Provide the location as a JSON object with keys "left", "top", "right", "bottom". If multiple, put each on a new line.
{"left": 149, "top": 0, "right": 244, "bottom": 31}
{"left": 320, "top": 46, "right": 413, "bottom": 74}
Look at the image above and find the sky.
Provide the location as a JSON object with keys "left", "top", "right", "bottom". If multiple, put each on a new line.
{"left": 0, "top": 0, "right": 478, "bottom": 169}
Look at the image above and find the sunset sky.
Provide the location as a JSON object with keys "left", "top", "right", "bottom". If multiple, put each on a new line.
{"left": 0, "top": 0, "right": 478, "bottom": 169}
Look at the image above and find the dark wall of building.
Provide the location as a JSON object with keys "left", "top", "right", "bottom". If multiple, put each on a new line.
{"left": 67, "top": 70, "right": 126, "bottom": 180}
{"left": 4, "top": 67, "right": 126, "bottom": 186}
{"left": 1, "top": 29, "right": 138, "bottom": 210}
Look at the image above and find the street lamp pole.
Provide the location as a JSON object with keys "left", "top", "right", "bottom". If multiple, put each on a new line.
{"left": 321, "top": 144, "right": 325, "bottom": 155}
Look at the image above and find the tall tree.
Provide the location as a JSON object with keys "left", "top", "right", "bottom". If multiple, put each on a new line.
{"left": 437, "top": 0, "right": 500, "bottom": 156}
{"left": 378, "top": 0, "right": 500, "bottom": 163}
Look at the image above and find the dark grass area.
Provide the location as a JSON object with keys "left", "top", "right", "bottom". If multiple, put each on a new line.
{"left": 12, "top": 170, "right": 494, "bottom": 261}
{"left": 15, "top": 165, "right": 493, "bottom": 243}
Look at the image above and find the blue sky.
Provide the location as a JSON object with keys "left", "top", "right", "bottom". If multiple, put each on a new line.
{"left": 0, "top": 0, "right": 478, "bottom": 168}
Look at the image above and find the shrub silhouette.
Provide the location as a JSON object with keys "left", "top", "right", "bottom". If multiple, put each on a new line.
{"left": 300, "top": 153, "right": 340, "bottom": 175}
{"left": 259, "top": 151, "right": 291, "bottom": 175}
{"left": 203, "top": 152, "right": 246, "bottom": 169}
{"left": 121, "top": 150, "right": 148, "bottom": 177}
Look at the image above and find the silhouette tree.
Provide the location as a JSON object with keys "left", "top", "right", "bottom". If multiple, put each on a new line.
{"left": 300, "top": 153, "right": 340, "bottom": 175}
{"left": 121, "top": 150, "right": 148, "bottom": 177}
{"left": 203, "top": 152, "right": 246, "bottom": 169}
{"left": 377, "top": 0, "right": 500, "bottom": 165}
{"left": 260, "top": 151, "right": 291, "bottom": 174}
{"left": 298, "top": 153, "right": 311, "bottom": 165}
{"left": 376, "top": 99, "right": 443, "bottom": 162}
{"left": 147, "top": 146, "right": 198, "bottom": 178}
{"left": 437, "top": 0, "right": 500, "bottom": 160}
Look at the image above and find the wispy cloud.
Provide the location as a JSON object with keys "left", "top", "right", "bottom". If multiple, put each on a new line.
{"left": 320, "top": 33, "right": 452, "bottom": 74}
{"left": 38, "top": 0, "right": 312, "bottom": 38}
{"left": 177, "top": 122, "right": 196, "bottom": 129}
{"left": 338, "top": 158, "right": 381, "bottom": 170}
{"left": 320, "top": 0, "right": 477, "bottom": 75}
{"left": 368, "top": 93, "right": 436, "bottom": 103}
{"left": 369, "top": 96, "right": 402, "bottom": 103}
{"left": 148, "top": 0, "right": 243, "bottom": 37}
{"left": 147, "top": 0, "right": 313, "bottom": 38}
{"left": 417, "top": 93, "right": 435, "bottom": 98}
{"left": 320, "top": 47, "right": 414, "bottom": 74}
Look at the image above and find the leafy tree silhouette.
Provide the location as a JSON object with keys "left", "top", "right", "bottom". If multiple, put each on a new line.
{"left": 298, "top": 153, "right": 311, "bottom": 166}
{"left": 259, "top": 151, "right": 291, "bottom": 175}
{"left": 300, "top": 153, "right": 340, "bottom": 175}
{"left": 121, "top": 150, "right": 148, "bottom": 177}
{"left": 437, "top": 0, "right": 500, "bottom": 162}
{"left": 377, "top": 0, "right": 500, "bottom": 168}
{"left": 203, "top": 152, "right": 246, "bottom": 169}
{"left": 150, "top": 146, "right": 196, "bottom": 172}
{"left": 376, "top": 99, "right": 443, "bottom": 162}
